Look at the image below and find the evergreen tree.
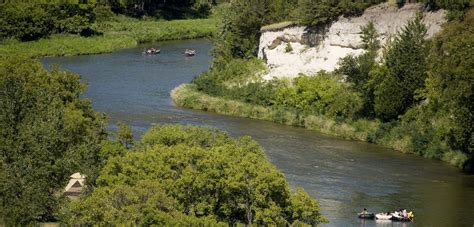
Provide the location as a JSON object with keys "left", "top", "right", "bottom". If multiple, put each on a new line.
{"left": 374, "top": 14, "right": 429, "bottom": 121}
{"left": 420, "top": 9, "right": 473, "bottom": 169}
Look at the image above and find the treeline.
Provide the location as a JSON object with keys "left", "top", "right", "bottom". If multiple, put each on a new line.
{"left": 0, "top": 4, "right": 99, "bottom": 41}
{"left": 0, "top": 0, "right": 219, "bottom": 41}
{"left": 194, "top": 1, "right": 473, "bottom": 171}
{"left": 1, "top": 0, "right": 220, "bottom": 19}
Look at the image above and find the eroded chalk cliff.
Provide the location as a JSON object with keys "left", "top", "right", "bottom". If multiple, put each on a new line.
{"left": 258, "top": 3, "right": 446, "bottom": 80}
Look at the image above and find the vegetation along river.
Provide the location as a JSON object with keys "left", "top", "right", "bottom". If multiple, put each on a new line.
{"left": 42, "top": 39, "right": 474, "bottom": 227}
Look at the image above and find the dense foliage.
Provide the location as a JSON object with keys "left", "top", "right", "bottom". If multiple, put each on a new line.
{"left": 62, "top": 125, "right": 328, "bottom": 225}
{"left": 0, "top": 57, "right": 107, "bottom": 224}
{"left": 0, "top": 4, "right": 96, "bottom": 41}
{"left": 374, "top": 14, "right": 429, "bottom": 121}
{"left": 193, "top": 59, "right": 363, "bottom": 119}
{"left": 1, "top": 0, "right": 218, "bottom": 19}
{"left": 0, "top": 1, "right": 218, "bottom": 42}
{"left": 399, "top": 8, "right": 474, "bottom": 169}
{"left": 212, "top": 1, "right": 293, "bottom": 65}
{"left": 295, "top": 0, "right": 385, "bottom": 27}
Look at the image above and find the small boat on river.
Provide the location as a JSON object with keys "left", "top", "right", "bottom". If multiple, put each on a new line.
{"left": 375, "top": 213, "right": 393, "bottom": 220}
{"left": 358, "top": 208, "right": 375, "bottom": 219}
{"left": 143, "top": 48, "right": 160, "bottom": 55}
{"left": 184, "top": 49, "right": 196, "bottom": 56}
{"left": 358, "top": 213, "right": 375, "bottom": 219}
{"left": 391, "top": 213, "right": 413, "bottom": 222}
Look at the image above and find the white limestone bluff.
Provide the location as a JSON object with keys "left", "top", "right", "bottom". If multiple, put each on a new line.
{"left": 257, "top": 3, "right": 446, "bottom": 80}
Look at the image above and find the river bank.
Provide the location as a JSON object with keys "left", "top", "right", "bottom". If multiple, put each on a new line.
{"left": 41, "top": 41, "right": 474, "bottom": 226}
{"left": 171, "top": 83, "right": 469, "bottom": 170}
{"left": 0, "top": 17, "right": 216, "bottom": 57}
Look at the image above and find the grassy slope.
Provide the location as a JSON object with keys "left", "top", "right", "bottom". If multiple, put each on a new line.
{"left": 0, "top": 17, "right": 217, "bottom": 57}
{"left": 172, "top": 84, "right": 469, "bottom": 169}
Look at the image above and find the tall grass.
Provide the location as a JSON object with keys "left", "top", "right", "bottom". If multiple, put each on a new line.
{"left": 0, "top": 35, "right": 136, "bottom": 57}
{"left": 0, "top": 17, "right": 217, "bottom": 57}
{"left": 172, "top": 83, "right": 469, "bottom": 169}
{"left": 96, "top": 16, "right": 217, "bottom": 43}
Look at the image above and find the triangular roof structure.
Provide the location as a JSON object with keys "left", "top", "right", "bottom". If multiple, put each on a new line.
{"left": 64, "top": 172, "right": 86, "bottom": 197}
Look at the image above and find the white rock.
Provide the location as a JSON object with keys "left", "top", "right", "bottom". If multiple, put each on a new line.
{"left": 258, "top": 3, "right": 446, "bottom": 80}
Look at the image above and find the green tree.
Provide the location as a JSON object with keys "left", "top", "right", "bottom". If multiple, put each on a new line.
{"left": 64, "top": 125, "right": 327, "bottom": 225}
{"left": 289, "top": 188, "right": 328, "bottom": 225}
{"left": 0, "top": 4, "right": 96, "bottom": 41}
{"left": 0, "top": 57, "right": 107, "bottom": 224}
{"left": 400, "top": 8, "right": 474, "bottom": 171}
{"left": 373, "top": 14, "right": 429, "bottom": 121}
{"left": 212, "top": 0, "right": 296, "bottom": 66}
{"left": 117, "top": 122, "right": 133, "bottom": 149}
{"left": 336, "top": 21, "right": 379, "bottom": 117}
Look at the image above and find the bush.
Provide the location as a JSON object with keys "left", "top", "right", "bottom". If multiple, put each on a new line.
{"left": 285, "top": 43, "right": 293, "bottom": 53}
{"left": 0, "top": 4, "right": 51, "bottom": 41}
{"left": 93, "top": 5, "right": 115, "bottom": 22}
{"left": 274, "top": 73, "right": 363, "bottom": 119}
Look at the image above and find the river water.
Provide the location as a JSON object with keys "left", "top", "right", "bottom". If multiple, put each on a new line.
{"left": 42, "top": 39, "right": 474, "bottom": 227}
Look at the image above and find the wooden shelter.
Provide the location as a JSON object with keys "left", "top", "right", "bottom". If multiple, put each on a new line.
{"left": 64, "top": 172, "right": 85, "bottom": 198}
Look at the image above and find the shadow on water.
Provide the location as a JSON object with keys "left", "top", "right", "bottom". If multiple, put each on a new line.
{"left": 42, "top": 39, "right": 474, "bottom": 227}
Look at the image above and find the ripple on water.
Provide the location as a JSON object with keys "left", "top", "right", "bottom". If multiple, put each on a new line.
{"left": 42, "top": 39, "right": 474, "bottom": 227}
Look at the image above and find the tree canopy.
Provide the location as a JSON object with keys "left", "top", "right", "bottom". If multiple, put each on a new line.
{"left": 62, "top": 124, "right": 328, "bottom": 225}
{"left": 0, "top": 57, "right": 107, "bottom": 224}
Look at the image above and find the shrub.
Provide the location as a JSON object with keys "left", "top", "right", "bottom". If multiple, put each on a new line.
{"left": 274, "top": 72, "right": 363, "bottom": 119}
{"left": 0, "top": 4, "right": 96, "bottom": 41}
{"left": 285, "top": 43, "right": 293, "bottom": 53}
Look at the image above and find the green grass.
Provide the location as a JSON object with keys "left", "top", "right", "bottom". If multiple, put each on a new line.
{"left": 172, "top": 83, "right": 469, "bottom": 169}
{"left": 96, "top": 16, "right": 217, "bottom": 43}
{"left": 0, "top": 35, "right": 137, "bottom": 57}
{"left": 0, "top": 17, "right": 217, "bottom": 57}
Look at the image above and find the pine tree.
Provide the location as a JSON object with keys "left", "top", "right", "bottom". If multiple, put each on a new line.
{"left": 374, "top": 14, "right": 428, "bottom": 121}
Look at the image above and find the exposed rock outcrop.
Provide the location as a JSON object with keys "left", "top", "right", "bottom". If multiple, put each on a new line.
{"left": 257, "top": 3, "right": 446, "bottom": 80}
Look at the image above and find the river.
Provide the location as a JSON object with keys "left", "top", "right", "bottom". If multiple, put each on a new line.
{"left": 42, "top": 39, "right": 474, "bottom": 227}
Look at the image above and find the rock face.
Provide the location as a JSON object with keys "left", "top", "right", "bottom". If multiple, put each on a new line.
{"left": 257, "top": 3, "right": 446, "bottom": 80}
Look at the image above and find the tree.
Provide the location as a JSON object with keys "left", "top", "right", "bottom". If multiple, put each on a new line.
{"left": 336, "top": 21, "right": 379, "bottom": 117}
{"left": 373, "top": 14, "right": 428, "bottom": 121}
{"left": 117, "top": 122, "right": 133, "bottom": 149}
{"left": 63, "top": 125, "right": 328, "bottom": 225}
{"left": 212, "top": 0, "right": 296, "bottom": 66}
{"left": 0, "top": 57, "right": 107, "bottom": 224}
{"left": 289, "top": 188, "right": 328, "bottom": 225}
{"left": 406, "top": 8, "right": 474, "bottom": 171}
{"left": 0, "top": 4, "right": 96, "bottom": 41}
